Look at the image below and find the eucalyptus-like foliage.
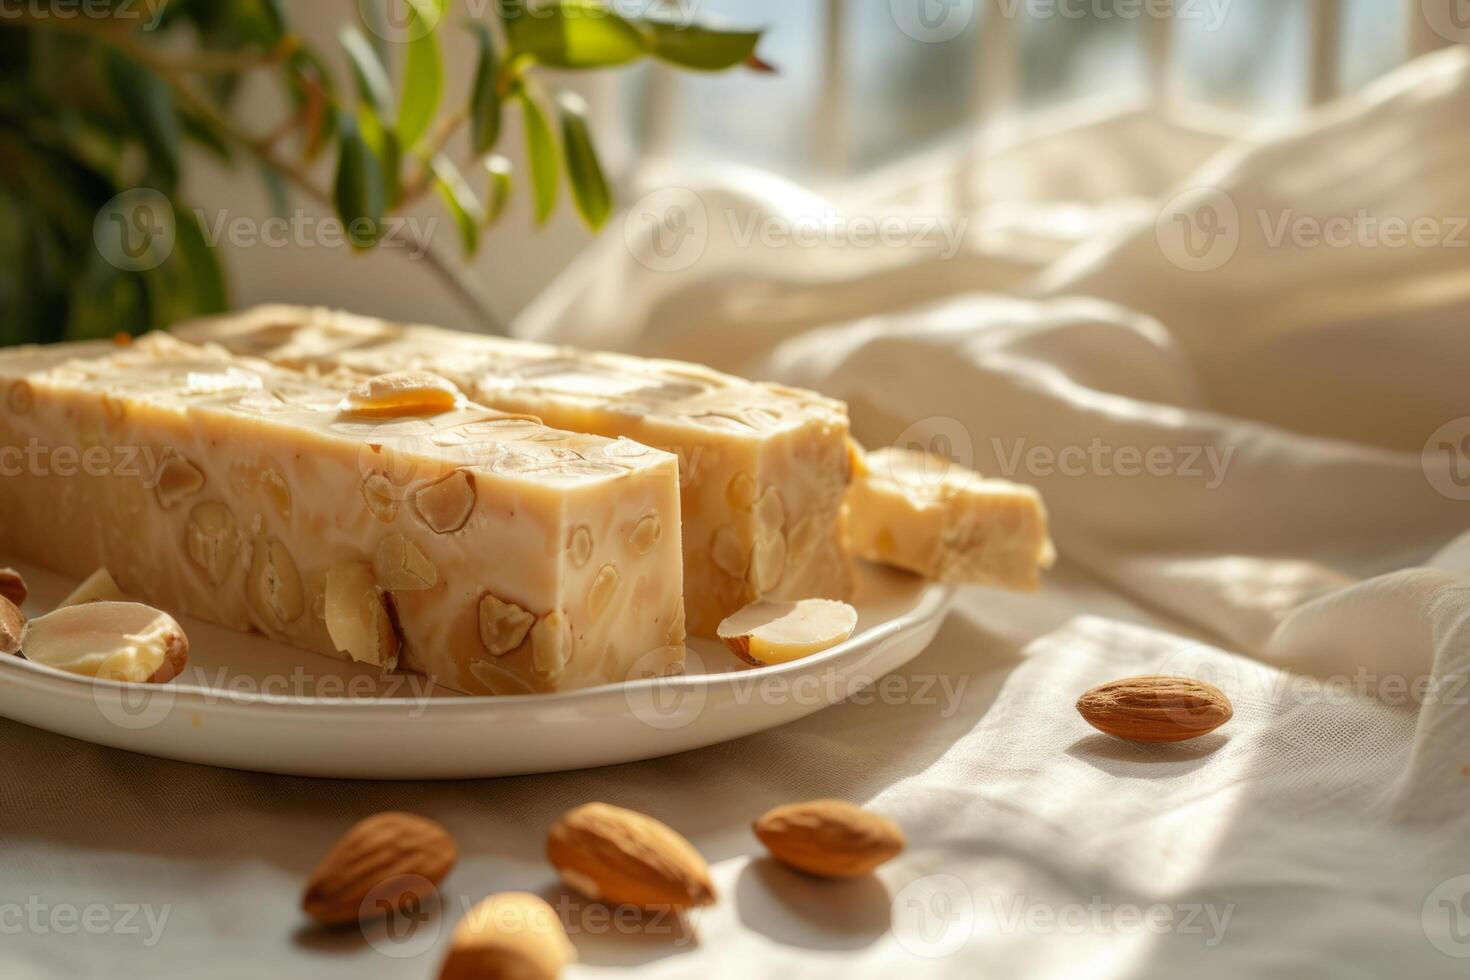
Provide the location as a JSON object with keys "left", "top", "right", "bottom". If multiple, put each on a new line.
{"left": 0, "top": 0, "right": 767, "bottom": 342}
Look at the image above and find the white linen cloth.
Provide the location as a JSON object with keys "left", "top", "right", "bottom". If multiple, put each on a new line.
{"left": 6, "top": 47, "right": 1470, "bottom": 980}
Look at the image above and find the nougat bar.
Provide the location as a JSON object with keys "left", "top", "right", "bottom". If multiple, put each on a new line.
{"left": 176, "top": 306, "right": 854, "bottom": 636}
{"left": 0, "top": 335, "right": 685, "bottom": 694}
{"left": 845, "top": 448, "right": 1055, "bottom": 590}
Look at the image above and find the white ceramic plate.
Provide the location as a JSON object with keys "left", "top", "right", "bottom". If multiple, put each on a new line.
{"left": 0, "top": 560, "right": 953, "bottom": 779}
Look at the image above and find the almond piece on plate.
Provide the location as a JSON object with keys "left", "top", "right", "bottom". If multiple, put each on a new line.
{"left": 0, "top": 596, "right": 25, "bottom": 656}
{"left": 717, "top": 598, "right": 858, "bottom": 666}
{"left": 20, "top": 601, "right": 187, "bottom": 683}
{"left": 438, "top": 892, "right": 576, "bottom": 980}
{"left": 58, "top": 567, "right": 127, "bottom": 608}
{"left": 302, "top": 812, "right": 457, "bottom": 926}
{"left": 0, "top": 567, "right": 28, "bottom": 607}
{"left": 1076, "top": 676, "right": 1233, "bottom": 743}
{"left": 546, "top": 802, "right": 715, "bottom": 912}
{"left": 754, "top": 800, "right": 905, "bottom": 878}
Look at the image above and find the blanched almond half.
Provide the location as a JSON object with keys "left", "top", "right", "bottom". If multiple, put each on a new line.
{"left": 21, "top": 601, "right": 188, "bottom": 683}
{"left": 59, "top": 567, "right": 127, "bottom": 608}
{"left": 438, "top": 892, "right": 575, "bottom": 980}
{"left": 717, "top": 598, "right": 858, "bottom": 666}
{"left": 324, "top": 562, "right": 401, "bottom": 670}
{"left": 340, "top": 371, "right": 460, "bottom": 418}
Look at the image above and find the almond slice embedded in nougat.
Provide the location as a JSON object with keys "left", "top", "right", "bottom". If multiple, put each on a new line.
{"left": 0, "top": 335, "right": 684, "bottom": 695}
{"left": 844, "top": 447, "right": 1055, "bottom": 589}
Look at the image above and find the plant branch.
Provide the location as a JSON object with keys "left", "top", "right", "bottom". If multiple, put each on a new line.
{"left": 398, "top": 107, "right": 470, "bottom": 204}
{"left": 2, "top": 11, "right": 510, "bottom": 333}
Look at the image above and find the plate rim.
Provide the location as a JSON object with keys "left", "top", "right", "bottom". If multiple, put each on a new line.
{"left": 0, "top": 581, "right": 956, "bottom": 715}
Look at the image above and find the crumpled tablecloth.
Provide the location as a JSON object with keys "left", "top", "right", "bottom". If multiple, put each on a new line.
{"left": 6, "top": 46, "right": 1470, "bottom": 980}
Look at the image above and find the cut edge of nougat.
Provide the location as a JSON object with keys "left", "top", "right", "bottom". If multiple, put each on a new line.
{"left": 846, "top": 447, "right": 1056, "bottom": 591}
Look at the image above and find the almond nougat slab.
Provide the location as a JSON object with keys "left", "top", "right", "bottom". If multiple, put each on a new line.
{"left": 176, "top": 306, "right": 854, "bottom": 636}
{"left": 0, "top": 335, "right": 684, "bottom": 694}
{"left": 845, "top": 448, "right": 1055, "bottom": 590}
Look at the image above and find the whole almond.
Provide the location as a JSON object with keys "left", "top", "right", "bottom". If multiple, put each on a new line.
{"left": 546, "top": 802, "right": 715, "bottom": 911}
{"left": 754, "top": 800, "right": 904, "bottom": 878}
{"left": 302, "top": 812, "right": 457, "bottom": 926}
{"left": 438, "top": 892, "right": 575, "bottom": 980}
{"left": 0, "top": 596, "right": 25, "bottom": 656}
{"left": 0, "top": 568, "right": 27, "bottom": 608}
{"left": 1076, "top": 676, "right": 1232, "bottom": 743}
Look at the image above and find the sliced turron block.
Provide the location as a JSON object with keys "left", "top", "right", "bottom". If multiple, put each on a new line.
{"left": 176, "top": 306, "right": 855, "bottom": 637}
{"left": 845, "top": 448, "right": 1055, "bottom": 590}
{"left": 0, "top": 335, "right": 685, "bottom": 694}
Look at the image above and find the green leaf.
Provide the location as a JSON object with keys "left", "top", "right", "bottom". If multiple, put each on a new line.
{"left": 483, "top": 155, "right": 512, "bottom": 226}
{"left": 517, "top": 88, "right": 558, "bottom": 225}
{"left": 171, "top": 206, "right": 228, "bottom": 318}
{"left": 333, "top": 113, "right": 385, "bottom": 249}
{"left": 179, "top": 107, "right": 233, "bottom": 163}
{"left": 258, "top": 0, "right": 289, "bottom": 40}
{"left": 503, "top": 0, "right": 648, "bottom": 69}
{"left": 340, "top": 25, "right": 394, "bottom": 115}
{"left": 357, "top": 104, "right": 402, "bottom": 208}
{"left": 259, "top": 164, "right": 290, "bottom": 218}
{"left": 557, "top": 93, "right": 610, "bottom": 230}
{"left": 430, "top": 156, "right": 482, "bottom": 256}
{"left": 397, "top": 0, "right": 445, "bottom": 148}
{"left": 102, "top": 50, "right": 180, "bottom": 188}
{"left": 468, "top": 22, "right": 502, "bottom": 155}
{"left": 641, "top": 19, "right": 762, "bottom": 71}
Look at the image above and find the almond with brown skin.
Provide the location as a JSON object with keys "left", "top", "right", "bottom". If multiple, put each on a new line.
{"left": 754, "top": 800, "right": 904, "bottom": 878}
{"left": 1076, "top": 676, "right": 1232, "bottom": 743}
{"left": 302, "top": 812, "right": 457, "bottom": 926}
{"left": 546, "top": 802, "right": 715, "bottom": 911}
{"left": 0, "top": 568, "right": 27, "bottom": 608}
{"left": 0, "top": 596, "right": 25, "bottom": 656}
{"left": 438, "top": 892, "right": 575, "bottom": 980}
